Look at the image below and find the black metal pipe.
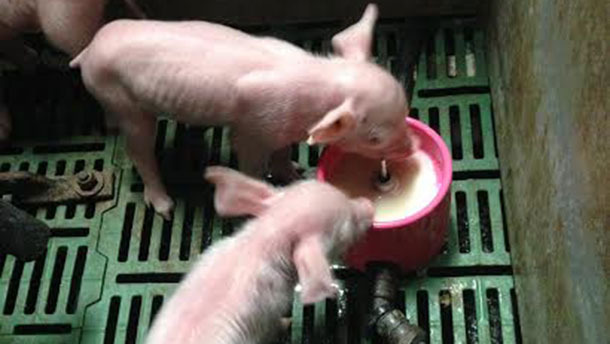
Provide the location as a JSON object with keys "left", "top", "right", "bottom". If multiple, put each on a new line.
{"left": 0, "top": 199, "right": 50, "bottom": 261}
{"left": 396, "top": 19, "right": 439, "bottom": 105}
{"left": 368, "top": 263, "right": 427, "bottom": 344}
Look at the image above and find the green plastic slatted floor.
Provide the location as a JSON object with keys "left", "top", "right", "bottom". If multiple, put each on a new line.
{"left": 0, "top": 18, "right": 522, "bottom": 344}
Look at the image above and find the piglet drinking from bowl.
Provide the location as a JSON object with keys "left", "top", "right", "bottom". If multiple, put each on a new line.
{"left": 69, "top": 3, "right": 413, "bottom": 219}
{"left": 144, "top": 166, "right": 374, "bottom": 344}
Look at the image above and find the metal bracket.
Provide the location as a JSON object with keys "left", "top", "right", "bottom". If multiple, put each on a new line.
{"left": 0, "top": 170, "right": 115, "bottom": 205}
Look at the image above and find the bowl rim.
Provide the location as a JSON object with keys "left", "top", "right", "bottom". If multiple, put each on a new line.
{"left": 316, "top": 117, "right": 453, "bottom": 229}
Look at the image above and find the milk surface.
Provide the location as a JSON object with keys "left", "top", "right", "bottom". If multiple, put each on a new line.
{"left": 327, "top": 151, "right": 439, "bottom": 222}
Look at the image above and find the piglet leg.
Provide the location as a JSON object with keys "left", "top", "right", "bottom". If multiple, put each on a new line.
{"left": 120, "top": 109, "right": 174, "bottom": 219}
{"left": 233, "top": 129, "right": 272, "bottom": 179}
{"left": 103, "top": 111, "right": 120, "bottom": 134}
{"left": 0, "top": 29, "right": 37, "bottom": 141}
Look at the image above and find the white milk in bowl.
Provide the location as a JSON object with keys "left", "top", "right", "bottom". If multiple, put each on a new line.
{"left": 327, "top": 151, "right": 440, "bottom": 222}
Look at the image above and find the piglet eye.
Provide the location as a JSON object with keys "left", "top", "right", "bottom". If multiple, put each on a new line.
{"left": 369, "top": 136, "right": 381, "bottom": 145}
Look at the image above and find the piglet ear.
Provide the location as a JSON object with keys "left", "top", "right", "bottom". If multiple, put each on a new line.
{"left": 331, "top": 3, "right": 378, "bottom": 61}
{"left": 307, "top": 99, "right": 356, "bottom": 145}
{"left": 204, "top": 166, "right": 276, "bottom": 217}
{"left": 293, "top": 235, "right": 337, "bottom": 304}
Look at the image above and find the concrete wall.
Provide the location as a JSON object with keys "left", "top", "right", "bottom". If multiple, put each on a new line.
{"left": 486, "top": 1, "right": 609, "bottom": 342}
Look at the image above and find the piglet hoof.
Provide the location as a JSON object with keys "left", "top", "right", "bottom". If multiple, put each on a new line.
{"left": 144, "top": 189, "right": 175, "bottom": 220}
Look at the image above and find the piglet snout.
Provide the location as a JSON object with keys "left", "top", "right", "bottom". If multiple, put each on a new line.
{"left": 384, "top": 123, "right": 418, "bottom": 160}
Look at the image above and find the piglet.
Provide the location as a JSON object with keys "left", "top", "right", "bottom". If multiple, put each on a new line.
{"left": 145, "top": 166, "right": 374, "bottom": 344}
{"left": 69, "top": 3, "right": 413, "bottom": 219}
{"left": 0, "top": 0, "right": 145, "bottom": 140}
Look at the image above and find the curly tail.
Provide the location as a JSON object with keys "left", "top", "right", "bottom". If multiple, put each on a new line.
{"left": 69, "top": 48, "right": 87, "bottom": 69}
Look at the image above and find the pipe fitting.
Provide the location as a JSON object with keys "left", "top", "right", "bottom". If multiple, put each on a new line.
{"left": 367, "top": 263, "right": 428, "bottom": 344}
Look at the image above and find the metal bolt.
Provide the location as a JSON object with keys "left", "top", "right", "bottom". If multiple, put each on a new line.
{"left": 76, "top": 171, "right": 90, "bottom": 182}
{"left": 76, "top": 171, "right": 97, "bottom": 191}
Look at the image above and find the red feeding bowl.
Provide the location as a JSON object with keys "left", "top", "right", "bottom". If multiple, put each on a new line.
{"left": 317, "top": 118, "right": 453, "bottom": 272}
